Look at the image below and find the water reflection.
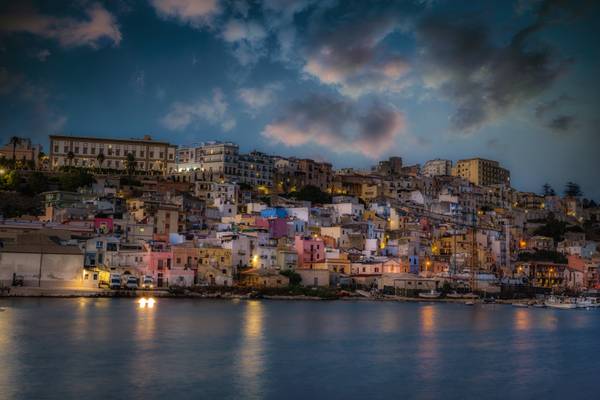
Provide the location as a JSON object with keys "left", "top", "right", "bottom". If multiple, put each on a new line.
{"left": 238, "top": 301, "right": 265, "bottom": 399}
{"left": 0, "top": 307, "right": 17, "bottom": 400}
{"left": 417, "top": 305, "right": 439, "bottom": 383}
{"left": 128, "top": 298, "right": 157, "bottom": 390}
{"left": 514, "top": 308, "right": 531, "bottom": 331}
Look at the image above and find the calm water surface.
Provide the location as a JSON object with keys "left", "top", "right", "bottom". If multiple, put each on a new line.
{"left": 0, "top": 298, "right": 599, "bottom": 400}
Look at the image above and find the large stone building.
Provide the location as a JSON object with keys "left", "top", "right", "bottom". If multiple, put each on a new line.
{"left": 423, "top": 159, "right": 452, "bottom": 177}
{"left": 49, "top": 134, "right": 177, "bottom": 174}
{"left": 274, "top": 157, "right": 333, "bottom": 193}
{"left": 0, "top": 137, "right": 43, "bottom": 166}
{"left": 452, "top": 158, "right": 510, "bottom": 187}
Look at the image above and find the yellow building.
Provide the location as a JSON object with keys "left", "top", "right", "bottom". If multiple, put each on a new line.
{"left": 49, "top": 134, "right": 177, "bottom": 174}
{"left": 452, "top": 158, "right": 510, "bottom": 187}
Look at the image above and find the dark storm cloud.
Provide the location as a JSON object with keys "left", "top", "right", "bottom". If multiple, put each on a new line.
{"left": 416, "top": 0, "right": 577, "bottom": 132}
{"left": 262, "top": 93, "right": 405, "bottom": 158}
{"left": 548, "top": 115, "right": 575, "bottom": 133}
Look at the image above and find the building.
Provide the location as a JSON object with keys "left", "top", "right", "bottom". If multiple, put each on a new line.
{"left": 0, "top": 233, "right": 91, "bottom": 289}
{"left": 198, "top": 141, "right": 239, "bottom": 181}
{"left": 375, "top": 156, "right": 403, "bottom": 176}
{"left": 422, "top": 159, "right": 452, "bottom": 177}
{"left": 49, "top": 134, "right": 177, "bottom": 174}
{"left": 237, "top": 151, "right": 274, "bottom": 189}
{"left": 294, "top": 235, "right": 325, "bottom": 269}
{"left": 452, "top": 158, "right": 510, "bottom": 187}
{"left": 0, "top": 137, "right": 43, "bottom": 167}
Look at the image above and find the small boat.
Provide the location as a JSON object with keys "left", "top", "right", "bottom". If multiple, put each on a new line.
{"left": 544, "top": 296, "right": 577, "bottom": 310}
{"left": 465, "top": 301, "right": 475, "bottom": 306}
{"left": 576, "top": 297, "right": 593, "bottom": 308}
{"left": 446, "top": 292, "right": 463, "bottom": 299}
{"left": 461, "top": 293, "right": 478, "bottom": 299}
{"left": 512, "top": 303, "right": 528, "bottom": 308}
{"left": 533, "top": 303, "right": 546, "bottom": 308}
{"left": 419, "top": 290, "right": 441, "bottom": 299}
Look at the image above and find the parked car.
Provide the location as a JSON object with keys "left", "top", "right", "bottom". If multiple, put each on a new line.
{"left": 125, "top": 276, "right": 138, "bottom": 290}
{"left": 109, "top": 273, "right": 121, "bottom": 289}
{"left": 142, "top": 276, "right": 154, "bottom": 289}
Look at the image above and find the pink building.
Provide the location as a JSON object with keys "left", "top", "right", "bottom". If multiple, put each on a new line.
{"left": 255, "top": 217, "right": 288, "bottom": 239}
{"left": 144, "top": 241, "right": 172, "bottom": 287}
{"left": 295, "top": 235, "right": 325, "bottom": 269}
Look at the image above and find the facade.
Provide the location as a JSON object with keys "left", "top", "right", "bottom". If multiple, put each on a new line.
{"left": 294, "top": 235, "right": 325, "bottom": 269}
{"left": 49, "top": 134, "right": 177, "bottom": 174}
{"left": 423, "top": 159, "right": 452, "bottom": 177}
{"left": 237, "top": 151, "right": 274, "bottom": 188}
{"left": 197, "top": 141, "right": 239, "bottom": 181}
{"left": 452, "top": 158, "right": 510, "bottom": 187}
{"left": 0, "top": 137, "right": 43, "bottom": 166}
{"left": 0, "top": 233, "right": 90, "bottom": 288}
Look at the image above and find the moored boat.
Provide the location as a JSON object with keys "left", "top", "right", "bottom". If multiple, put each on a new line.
{"left": 544, "top": 296, "right": 577, "bottom": 309}
{"left": 512, "top": 303, "right": 528, "bottom": 308}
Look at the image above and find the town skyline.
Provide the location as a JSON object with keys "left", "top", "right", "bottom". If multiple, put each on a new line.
{"left": 1, "top": 0, "right": 599, "bottom": 198}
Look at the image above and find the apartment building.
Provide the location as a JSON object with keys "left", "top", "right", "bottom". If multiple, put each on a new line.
{"left": 274, "top": 157, "right": 333, "bottom": 193}
{"left": 49, "top": 135, "right": 176, "bottom": 174}
{"left": 423, "top": 159, "right": 452, "bottom": 177}
{"left": 452, "top": 158, "right": 510, "bottom": 187}
{"left": 237, "top": 151, "right": 274, "bottom": 188}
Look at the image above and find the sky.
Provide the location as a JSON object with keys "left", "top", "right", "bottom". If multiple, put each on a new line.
{"left": 0, "top": 0, "right": 599, "bottom": 199}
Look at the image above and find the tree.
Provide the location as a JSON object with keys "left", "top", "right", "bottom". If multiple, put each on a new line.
{"left": 542, "top": 183, "right": 555, "bottom": 196}
{"left": 289, "top": 185, "right": 332, "bottom": 204}
{"left": 96, "top": 152, "right": 105, "bottom": 172}
{"left": 9, "top": 136, "right": 21, "bottom": 165}
{"left": 125, "top": 152, "right": 136, "bottom": 176}
{"left": 37, "top": 151, "right": 46, "bottom": 170}
{"left": 67, "top": 151, "right": 75, "bottom": 167}
{"left": 280, "top": 269, "right": 302, "bottom": 286}
{"left": 564, "top": 182, "right": 582, "bottom": 198}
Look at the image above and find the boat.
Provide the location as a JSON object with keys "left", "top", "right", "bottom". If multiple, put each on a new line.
{"left": 512, "top": 303, "right": 528, "bottom": 308}
{"left": 576, "top": 297, "right": 593, "bottom": 309}
{"left": 446, "top": 292, "right": 463, "bottom": 299}
{"left": 533, "top": 303, "right": 546, "bottom": 308}
{"left": 544, "top": 296, "right": 577, "bottom": 310}
{"left": 461, "top": 293, "right": 478, "bottom": 299}
{"left": 418, "top": 290, "right": 441, "bottom": 299}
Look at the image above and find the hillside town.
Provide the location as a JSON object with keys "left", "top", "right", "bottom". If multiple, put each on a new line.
{"left": 0, "top": 134, "right": 599, "bottom": 301}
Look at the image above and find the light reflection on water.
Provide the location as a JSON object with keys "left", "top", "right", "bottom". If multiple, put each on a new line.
{"left": 0, "top": 299, "right": 599, "bottom": 400}
{"left": 237, "top": 300, "right": 265, "bottom": 399}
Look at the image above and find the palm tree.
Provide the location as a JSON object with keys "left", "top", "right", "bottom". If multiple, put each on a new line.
{"left": 9, "top": 136, "right": 21, "bottom": 167}
{"left": 67, "top": 151, "right": 75, "bottom": 168}
{"left": 125, "top": 152, "right": 136, "bottom": 176}
{"left": 96, "top": 152, "right": 105, "bottom": 173}
{"left": 37, "top": 151, "right": 46, "bottom": 170}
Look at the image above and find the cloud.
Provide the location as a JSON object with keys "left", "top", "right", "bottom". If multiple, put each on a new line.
{"left": 131, "top": 69, "right": 145, "bottom": 92}
{"left": 161, "top": 88, "right": 236, "bottom": 132}
{"left": 150, "top": 0, "right": 220, "bottom": 27}
{"left": 300, "top": 3, "right": 411, "bottom": 97}
{"left": 548, "top": 115, "right": 575, "bottom": 133}
{"left": 35, "top": 49, "right": 51, "bottom": 62}
{"left": 238, "top": 82, "right": 282, "bottom": 113}
{"left": 221, "top": 18, "right": 268, "bottom": 65}
{"left": 262, "top": 93, "right": 405, "bottom": 158}
{"left": 0, "top": 3, "right": 121, "bottom": 48}
{"left": 416, "top": 0, "right": 573, "bottom": 132}
{"left": 535, "top": 93, "right": 572, "bottom": 118}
